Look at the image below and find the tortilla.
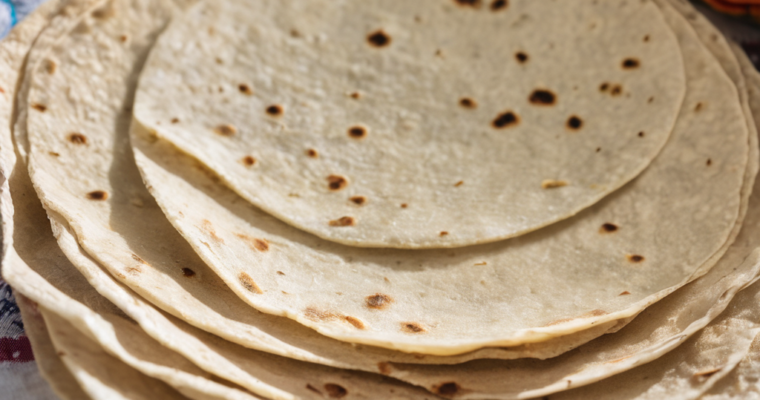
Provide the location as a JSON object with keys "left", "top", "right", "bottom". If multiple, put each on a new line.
{"left": 16, "top": 294, "right": 90, "bottom": 400}
{"left": 125, "top": 0, "right": 749, "bottom": 352}
{"left": 700, "top": 334, "right": 760, "bottom": 399}
{"left": 132, "top": 0, "right": 686, "bottom": 249}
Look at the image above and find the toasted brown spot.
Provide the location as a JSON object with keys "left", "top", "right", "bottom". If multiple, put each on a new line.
{"left": 454, "top": 180, "right": 464, "bottom": 187}
{"left": 475, "top": 262, "right": 487, "bottom": 266}
{"left": 86, "top": 191, "right": 108, "bottom": 200}
{"left": 515, "top": 52, "right": 529, "bottom": 63}
{"left": 706, "top": 159, "right": 712, "bottom": 166}
{"left": 350, "top": 92, "right": 361, "bottom": 99}
{"left": 213, "top": 124, "right": 237, "bottom": 136}
{"left": 0, "top": 87, "right": 4, "bottom": 93}
{"left": 329, "top": 216, "right": 356, "bottom": 227}
{"left": 648, "top": 96, "right": 654, "bottom": 103}
{"left": 171, "top": 118, "right": 179, "bottom": 124}
{"left": 599, "top": 83, "right": 609, "bottom": 92}
{"left": 119, "top": 35, "right": 128, "bottom": 42}
{"left": 596, "top": 147, "right": 602, "bottom": 153}
{"left": 238, "top": 84, "right": 253, "bottom": 95}
{"left": 401, "top": 322, "right": 427, "bottom": 333}
{"left": 304, "top": 307, "right": 340, "bottom": 322}
{"left": 350, "top": 196, "right": 367, "bottom": 205}
{"left": 324, "top": 383, "right": 348, "bottom": 398}
{"left": 327, "top": 175, "right": 349, "bottom": 191}
{"left": 125, "top": 266, "right": 141, "bottom": 275}
{"left": 400, "top": 203, "right": 408, "bottom": 208}
{"left": 627, "top": 254, "right": 645, "bottom": 263}
{"left": 306, "top": 148, "right": 319, "bottom": 158}
{"left": 182, "top": 268, "right": 195, "bottom": 277}
{"left": 235, "top": 233, "right": 269, "bottom": 252}
{"left": 542, "top": 179, "right": 568, "bottom": 189}
{"left": 492, "top": 111, "right": 520, "bottom": 128}
{"left": 434, "top": 382, "right": 461, "bottom": 396}
{"left": 345, "top": 316, "right": 366, "bottom": 330}
{"left": 277, "top": 271, "right": 285, "bottom": 275}
{"left": 240, "top": 156, "right": 257, "bottom": 167}
{"left": 31, "top": 103, "right": 47, "bottom": 112}
{"left": 367, "top": 30, "right": 391, "bottom": 47}
{"left": 694, "top": 367, "right": 722, "bottom": 379}
{"left": 91, "top": 4, "right": 115, "bottom": 18}
{"left": 377, "top": 362, "right": 392, "bottom": 375}
{"left": 440, "top": 231, "right": 449, "bottom": 237}
{"left": 619, "top": 291, "right": 631, "bottom": 296}
{"left": 695, "top": 102, "right": 703, "bottom": 112}
{"left": 643, "top": 35, "right": 650, "bottom": 42}
{"left": 459, "top": 97, "right": 477, "bottom": 109}
{"left": 454, "top": 0, "right": 482, "bottom": 7}
{"left": 348, "top": 126, "right": 367, "bottom": 139}
{"left": 48, "top": 152, "right": 60, "bottom": 157}
{"left": 638, "top": 131, "right": 645, "bottom": 137}
{"left": 306, "top": 384, "right": 322, "bottom": 395}
{"left": 238, "top": 272, "right": 263, "bottom": 294}
{"left": 366, "top": 294, "right": 393, "bottom": 310}
{"left": 202, "top": 220, "right": 225, "bottom": 243}
{"left": 566, "top": 116, "right": 583, "bottom": 130}
{"left": 529, "top": 89, "right": 556, "bottom": 105}
{"left": 67, "top": 133, "right": 87, "bottom": 145}
{"left": 610, "top": 85, "right": 623, "bottom": 96}
{"left": 600, "top": 223, "right": 618, "bottom": 233}
{"left": 266, "top": 105, "right": 283, "bottom": 116}
{"left": 622, "top": 58, "right": 640, "bottom": 69}
{"left": 491, "top": 0, "right": 508, "bottom": 11}
{"left": 44, "top": 59, "right": 56, "bottom": 74}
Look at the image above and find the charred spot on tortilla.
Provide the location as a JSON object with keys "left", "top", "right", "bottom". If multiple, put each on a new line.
{"left": 515, "top": 51, "right": 528, "bottom": 63}
{"left": 610, "top": 85, "right": 623, "bottom": 96}
{"left": 596, "top": 147, "right": 602, "bottom": 153}
{"left": 440, "top": 231, "right": 449, "bottom": 237}
{"left": 377, "top": 362, "right": 392, "bottom": 375}
{"left": 329, "top": 216, "right": 356, "bottom": 227}
{"left": 622, "top": 58, "right": 640, "bottom": 69}
{"left": 454, "top": 0, "right": 482, "bottom": 7}
{"left": 643, "top": 35, "right": 650, "bottom": 42}
{"left": 459, "top": 97, "right": 477, "bottom": 109}
{"left": 350, "top": 92, "right": 361, "bottom": 99}
{"left": 599, "top": 82, "right": 609, "bottom": 92}
{"left": 86, "top": 191, "right": 108, "bottom": 201}
{"left": 600, "top": 223, "right": 618, "bottom": 233}
{"left": 638, "top": 131, "right": 645, "bottom": 137}
{"left": 213, "top": 124, "right": 237, "bottom": 136}
{"left": 491, "top": 0, "right": 508, "bottom": 11}
{"left": 44, "top": 59, "right": 56, "bottom": 74}
{"left": 265, "top": 104, "right": 283, "bottom": 116}
{"left": 400, "top": 203, "right": 408, "bottom": 208}
{"left": 366, "top": 293, "right": 393, "bottom": 309}
{"left": 627, "top": 254, "right": 645, "bottom": 263}
{"left": 648, "top": 96, "right": 655, "bottom": 103}
{"left": 241, "top": 156, "right": 256, "bottom": 166}
{"left": 324, "top": 383, "right": 348, "bottom": 398}
{"left": 344, "top": 316, "right": 366, "bottom": 330}
{"left": 31, "top": 103, "right": 47, "bottom": 112}
{"left": 492, "top": 111, "right": 519, "bottom": 128}
{"left": 529, "top": 89, "right": 556, "bottom": 105}
{"left": 706, "top": 159, "right": 712, "bottom": 166}
{"left": 350, "top": 196, "right": 367, "bottom": 205}
{"left": 541, "top": 179, "right": 568, "bottom": 189}
{"left": 401, "top": 322, "right": 427, "bottom": 333}
{"left": 171, "top": 118, "right": 179, "bottom": 124}
{"left": 434, "top": 382, "right": 461, "bottom": 396}
{"left": 348, "top": 126, "right": 367, "bottom": 139}
{"left": 238, "top": 84, "right": 253, "bottom": 95}
{"left": 238, "top": 272, "right": 263, "bottom": 294}
{"left": 306, "top": 148, "right": 319, "bottom": 158}
{"left": 566, "top": 116, "right": 583, "bottom": 130}
{"left": 694, "top": 102, "right": 703, "bottom": 112}
{"left": 181, "top": 268, "right": 195, "bottom": 277}
{"left": 367, "top": 30, "right": 391, "bottom": 47}
{"left": 67, "top": 133, "right": 87, "bottom": 145}
{"left": 327, "top": 175, "right": 348, "bottom": 191}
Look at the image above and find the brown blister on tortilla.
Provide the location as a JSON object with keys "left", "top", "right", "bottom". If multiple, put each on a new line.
{"left": 453, "top": 0, "right": 482, "bottom": 8}
{"left": 401, "top": 322, "right": 427, "bottom": 334}
{"left": 529, "top": 89, "right": 557, "bottom": 105}
{"left": 433, "top": 382, "right": 462, "bottom": 397}
{"left": 238, "top": 272, "right": 263, "bottom": 294}
{"left": 238, "top": 83, "right": 253, "bottom": 95}
{"left": 86, "top": 190, "right": 108, "bottom": 200}
{"left": 367, "top": 30, "right": 391, "bottom": 47}
{"left": 459, "top": 97, "right": 477, "bottom": 109}
{"left": 329, "top": 216, "right": 355, "bottom": 227}
{"left": 344, "top": 316, "right": 366, "bottom": 330}
{"left": 377, "top": 362, "right": 392, "bottom": 375}
{"left": 31, "top": 103, "right": 47, "bottom": 112}
{"left": 626, "top": 254, "right": 645, "bottom": 263}
{"left": 600, "top": 223, "right": 618, "bottom": 233}
{"left": 349, "top": 196, "right": 367, "bottom": 205}
{"left": 324, "top": 383, "right": 348, "bottom": 398}
{"left": 306, "top": 148, "right": 318, "bottom": 158}
{"left": 235, "top": 233, "right": 270, "bottom": 252}
{"left": 304, "top": 307, "right": 340, "bottom": 322}
{"left": 566, "top": 115, "right": 583, "bottom": 130}
{"left": 265, "top": 104, "right": 283, "bottom": 116}
{"left": 541, "top": 179, "right": 568, "bottom": 189}
{"left": 622, "top": 58, "right": 640, "bottom": 69}
{"left": 327, "top": 175, "right": 349, "bottom": 191}
{"left": 515, "top": 51, "right": 528, "bottom": 63}
{"left": 492, "top": 111, "right": 519, "bottom": 128}
{"left": 619, "top": 291, "right": 631, "bottom": 296}
{"left": 181, "top": 268, "right": 195, "bottom": 277}
{"left": 366, "top": 293, "right": 393, "bottom": 310}
{"left": 240, "top": 156, "right": 256, "bottom": 166}
{"left": 347, "top": 125, "right": 368, "bottom": 139}
{"left": 201, "top": 220, "right": 224, "bottom": 243}
{"left": 491, "top": 0, "right": 508, "bottom": 11}
{"left": 44, "top": 59, "right": 56, "bottom": 74}
{"left": 213, "top": 124, "right": 237, "bottom": 136}
{"left": 67, "top": 133, "right": 87, "bottom": 145}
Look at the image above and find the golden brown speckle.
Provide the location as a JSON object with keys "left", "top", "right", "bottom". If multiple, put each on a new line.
{"left": 350, "top": 196, "right": 367, "bottom": 205}
{"left": 626, "top": 254, "right": 645, "bottom": 263}
{"left": 327, "top": 175, "right": 349, "bottom": 191}
{"left": 238, "top": 272, "right": 263, "bottom": 294}
{"left": 440, "top": 231, "right": 449, "bottom": 237}
{"left": 31, "top": 103, "right": 47, "bottom": 112}
{"left": 459, "top": 97, "right": 477, "bottom": 109}
{"left": 542, "top": 180, "right": 568, "bottom": 189}
{"left": 366, "top": 294, "right": 393, "bottom": 310}
{"left": 401, "top": 322, "right": 427, "bottom": 333}
{"left": 306, "top": 148, "right": 319, "bottom": 158}
{"left": 344, "top": 316, "right": 366, "bottom": 330}
{"left": 213, "top": 124, "right": 237, "bottom": 136}
{"left": 619, "top": 291, "right": 631, "bottom": 296}
{"left": 238, "top": 84, "right": 253, "bottom": 95}
{"left": 329, "top": 216, "right": 356, "bottom": 227}
{"left": 86, "top": 191, "right": 108, "bottom": 200}
{"left": 454, "top": 181, "right": 464, "bottom": 187}
{"left": 68, "top": 133, "right": 87, "bottom": 145}
{"left": 241, "top": 156, "right": 256, "bottom": 166}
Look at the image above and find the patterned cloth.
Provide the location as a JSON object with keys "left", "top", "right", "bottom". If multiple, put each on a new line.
{"left": 0, "top": 1, "right": 759, "bottom": 399}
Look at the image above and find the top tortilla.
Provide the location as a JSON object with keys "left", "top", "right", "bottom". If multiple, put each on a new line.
{"left": 132, "top": 0, "right": 686, "bottom": 248}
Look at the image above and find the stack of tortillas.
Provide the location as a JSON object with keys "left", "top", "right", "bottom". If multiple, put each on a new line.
{"left": 4, "top": 0, "right": 760, "bottom": 398}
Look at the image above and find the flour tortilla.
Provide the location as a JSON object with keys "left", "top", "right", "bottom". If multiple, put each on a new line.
{"left": 19, "top": 0, "right": 629, "bottom": 361}
{"left": 700, "top": 334, "right": 760, "bottom": 400}
{"left": 133, "top": 0, "right": 686, "bottom": 249}
{"left": 127, "top": 0, "right": 749, "bottom": 353}
{"left": 17, "top": 295, "right": 90, "bottom": 400}
{"left": 41, "top": 310, "right": 190, "bottom": 400}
